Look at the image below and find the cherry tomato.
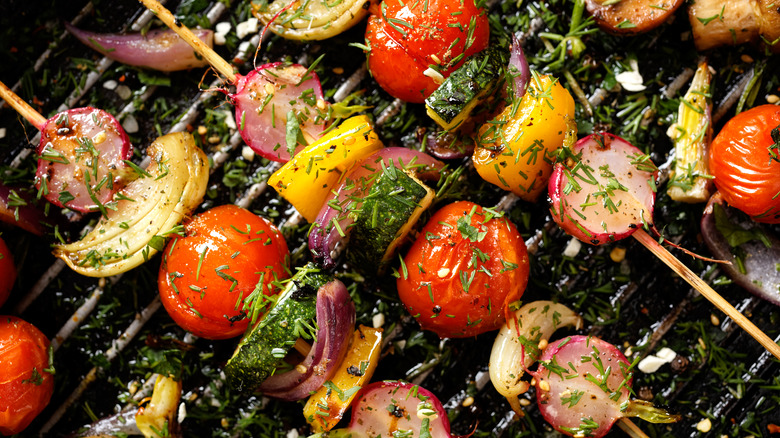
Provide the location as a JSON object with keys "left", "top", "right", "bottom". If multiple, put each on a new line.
{"left": 397, "top": 201, "right": 529, "bottom": 338}
{"left": 0, "top": 237, "right": 15, "bottom": 308}
{"left": 158, "top": 205, "right": 290, "bottom": 340}
{"left": 709, "top": 104, "right": 780, "bottom": 223}
{"left": 364, "top": 0, "right": 489, "bottom": 103}
{"left": 0, "top": 316, "right": 54, "bottom": 436}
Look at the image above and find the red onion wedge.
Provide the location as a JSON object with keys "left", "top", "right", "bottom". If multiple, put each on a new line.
{"left": 309, "top": 148, "right": 444, "bottom": 269}
{"left": 531, "top": 335, "right": 679, "bottom": 438}
{"left": 549, "top": 133, "right": 658, "bottom": 245}
{"left": 36, "top": 107, "right": 132, "bottom": 214}
{"left": 65, "top": 23, "right": 213, "bottom": 72}
{"left": 231, "top": 63, "right": 327, "bottom": 163}
{"left": 423, "top": 130, "right": 474, "bottom": 159}
{"left": 509, "top": 34, "right": 530, "bottom": 99}
{"left": 0, "top": 184, "right": 53, "bottom": 235}
{"left": 259, "top": 278, "right": 355, "bottom": 401}
{"left": 307, "top": 381, "right": 453, "bottom": 438}
{"left": 701, "top": 192, "right": 780, "bottom": 306}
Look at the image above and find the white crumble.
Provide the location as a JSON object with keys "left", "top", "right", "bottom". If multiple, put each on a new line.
{"left": 242, "top": 146, "right": 255, "bottom": 162}
{"left": 215, "top": 22, "right": 232, "bottom": 35}
{"left": 115, "top": 84, "right": 132, "bottom": 100}
{"left": 222, "top": 110, "right": 236, "bottom": 130}
{"left": 616, "top": 59, "right": 646, "bottom": 92}
{"left": 121, "top": 114, "right": 139, "bottom": 134}
{"left": 656, "top": 347, "right": 677, "bottom": 362}
{"left": 214, "top": 33, "right": 227, "bottom": 45}
{"left": 0, "top": 128, "right": 5, "bottom": 140}
{"left": 238, "top": 40, "right": 252, "bottom": 55}
{"left": 237, "top": 18, "right": 259, "bottom": 39}
{"left": 696, "top": 418, "right": 712, "bottom": 433}
{"left": 102, "top": 79, "right": 118, "bottom": 90}
{"left": 372, "top": 312, "right": 385, "bottom": 328}
{"left": 178, "top": 402, "right": 187, "bottom": 424}
{"left": 286, "top": 429, "right": 299, "bottom": 438}
{"left": 562, "top": 238, "right": 582, "bottom": 258}
{"left": 638, "top": 347, "right": 677, "bottom": 373}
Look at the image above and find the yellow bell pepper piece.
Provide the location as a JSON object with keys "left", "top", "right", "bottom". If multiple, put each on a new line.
{"left": 473, "top": 73, "right": 576, "bottom": 202}
{"left": 268, "top": 115, "right": 384, "bottom": 222}
{"left": 303, "top": 325, "right": 382, "bottom": 432}
{"left": 136, "top": 374, "right": 182, "bottom": 438}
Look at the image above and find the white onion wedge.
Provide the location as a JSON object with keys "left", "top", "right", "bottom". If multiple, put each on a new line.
{"left": 253, "top": 0, "right": 371, "bottom": 41}
{"left": 54, "top": 132, "right": 209, "bottom": 277}
{"left": 489, "top": 301, "right": 582, "bottom": 416}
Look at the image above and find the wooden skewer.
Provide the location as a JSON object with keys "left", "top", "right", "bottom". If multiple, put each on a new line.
{"left": 633, "top": 228, "right": 780, "bottom": 361}
{"left": 138, "top": 0, "right": 237, "bottom": 83}
{"left": 0, "top": 79, "right": 47, "bottom": 130}
{"left": 617, "top": 418, "right": 650, "bottom": 438}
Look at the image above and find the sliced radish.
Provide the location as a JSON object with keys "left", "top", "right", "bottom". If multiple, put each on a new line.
{"left": 347, "top": 381, "right": 452, "bottom": 438}
{"left": 548, "top": 133, "right": 658, "bottom": 245}
{"left": 532, "top": 335, "right": 679, "bottom": 438}
{"left": 36, "top": 107, "right": 132, "bottom": 213}
{"left": 232, "top": 63, "right": 326, "bottom": 162}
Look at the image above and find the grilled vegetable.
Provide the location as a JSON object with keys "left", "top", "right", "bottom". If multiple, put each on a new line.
{"left": 709, "top": 104, "right": 780, "bottom": 223}
{"left": 158, "top": 205, "right": 290, "bottom": 340}
{"left": 688, "top": 0, "right": 780, "bottom": 53}
{"left": 0, "top": 317, "right": 54, "bottom": 436}
{"left": 303, "top": 325, "right": 382, "bottom": 432}
{"left": 474, "top": 73, "right": 576, "bottom": 202}
{"left": 224, "top": 265, "right": 327, "bottom": 392}
{"left": 65, "top": 23, "right": 214, "bottom": 71}
{"left": 397, "top": 201, "right": 529, "bottom": 338}
{"left": 268, "top": 115, "right": 383, "bottom": 221}
{"left": 531, "top": 336, "right": 679, "bottom": 438}
{"left": 667, "top": 61, "right": 714, "bottom": 203}
{"left": 253, "top": 0, "right": 371, "bottom": 41}
{"left": 347, "top": 164, "right": 435, "bottom": 274}
{"left": 585, "top": 0, "right": 684, "bottom": 35}
{"left": 548, "top": 133, "right": 658, "bottom": 245}
{"left": 365, "top": 0, "right": 490, "bottom": 103}
{"left": 53, "top": 132, "right": 209, "bottom": 277}
{"left": 425, "top": 47, "right": 507, "bottom": 131}
{"left": 135, "top": 375, "right": 182, "bottom": 438}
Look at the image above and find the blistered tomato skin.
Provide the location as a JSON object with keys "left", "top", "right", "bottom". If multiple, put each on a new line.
{"left": 0, "top": 316, "right": 54, "bottom": 436}
{"left": 365, "top": 0, "right": 489, "bottom": 103}
{"left": 397, "top": 201, "right": 529, "bottom": 338}
{"left": 158, "top": 205, "right": 290, "bottom": 340}
{"left": 0, "top": 238, "right": 15, "bottom": 308}
{"left": 709, "top": 104, "right": 780, "bottom": 223}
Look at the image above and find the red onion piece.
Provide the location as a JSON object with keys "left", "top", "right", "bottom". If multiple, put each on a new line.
{"left": 309, "top": 147, "right": 444, "bottom": 269}
{"left": 548, "top": 133, "right": 658, "bottom": 245}
{"left": 347, "top": 381, "right": 452, "bottom": 438}
{"left": 0, "top": 185, "right": 51, "bottom": 235}
{"left": 65, "top": 22, "right": 214, "bottom": 72}
{"left": 509, "top": 34, "right": 530, "bottom": 99}
{"left": 36, "top": 107, "right": 133, "bottom": 213}
{"left": 701, "top": 192, "right": 780, "bottom": 306}
{"left": 259, "top": 278, "right": 355, "bottom": 401}
{"left": 531, "top": 336, "right": 632, "bottom": 438}
{"left": 232, "top": 63, "right": 326, "bottom": 163}
{"left": 423, "top": 130, "right": 474, "bottom": 159}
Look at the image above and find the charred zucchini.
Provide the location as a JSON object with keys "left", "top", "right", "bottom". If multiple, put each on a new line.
{"left": 425, "top": 47, "right": 508, "bottom": 131}
{"left": 224, "top": 264, "right": 331, "bottom": 392}
{"left": 347, "top": 165, "right": 435, "bottom": 274}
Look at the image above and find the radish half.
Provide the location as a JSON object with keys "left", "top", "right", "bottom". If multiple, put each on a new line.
{"left": 548, "top": 133, "right": 658, "bottom": 245}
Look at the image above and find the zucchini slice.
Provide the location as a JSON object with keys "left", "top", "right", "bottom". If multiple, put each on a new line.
{"left": 224, "top": 264, "right": 331, "bottom": 392}
{"left": 425, "top": 47, "right": 508, "bottom": 131}
{"left": 347, "top": 165, "right": 435, "bottom": 274}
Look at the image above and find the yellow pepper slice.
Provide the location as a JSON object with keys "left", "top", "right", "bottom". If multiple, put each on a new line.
{"left": 473, "top": 74, "right": 576, "bottom": 202}
{"left": 136, "top": 375, "right": 182, "bottom": 438}
{"left": 268, "top": 115, "right": 383, "bottom": 222}
{"left": 303, "top": 325, "right": 382, "bottom": 432}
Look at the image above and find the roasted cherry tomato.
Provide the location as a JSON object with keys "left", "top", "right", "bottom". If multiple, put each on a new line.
{"left": 0, "top": 316, "right": 54, "bottom": 436}
{"left": 158, "top": 205, "right": 290, "bottom": 340}
{"left": 364, "top": 0, "right": 489, "bottom": 103}
{"left": 397, "top": 201, "right": 529, "bottom": 338}
{"left": 709, "top": 104, "right": 780, "bottom": 223}
{"left": 0, "top": 237, "right": 15, "bottom": 308}
{"left": 474, "top": 74, "right": 576, "bottom": 202}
